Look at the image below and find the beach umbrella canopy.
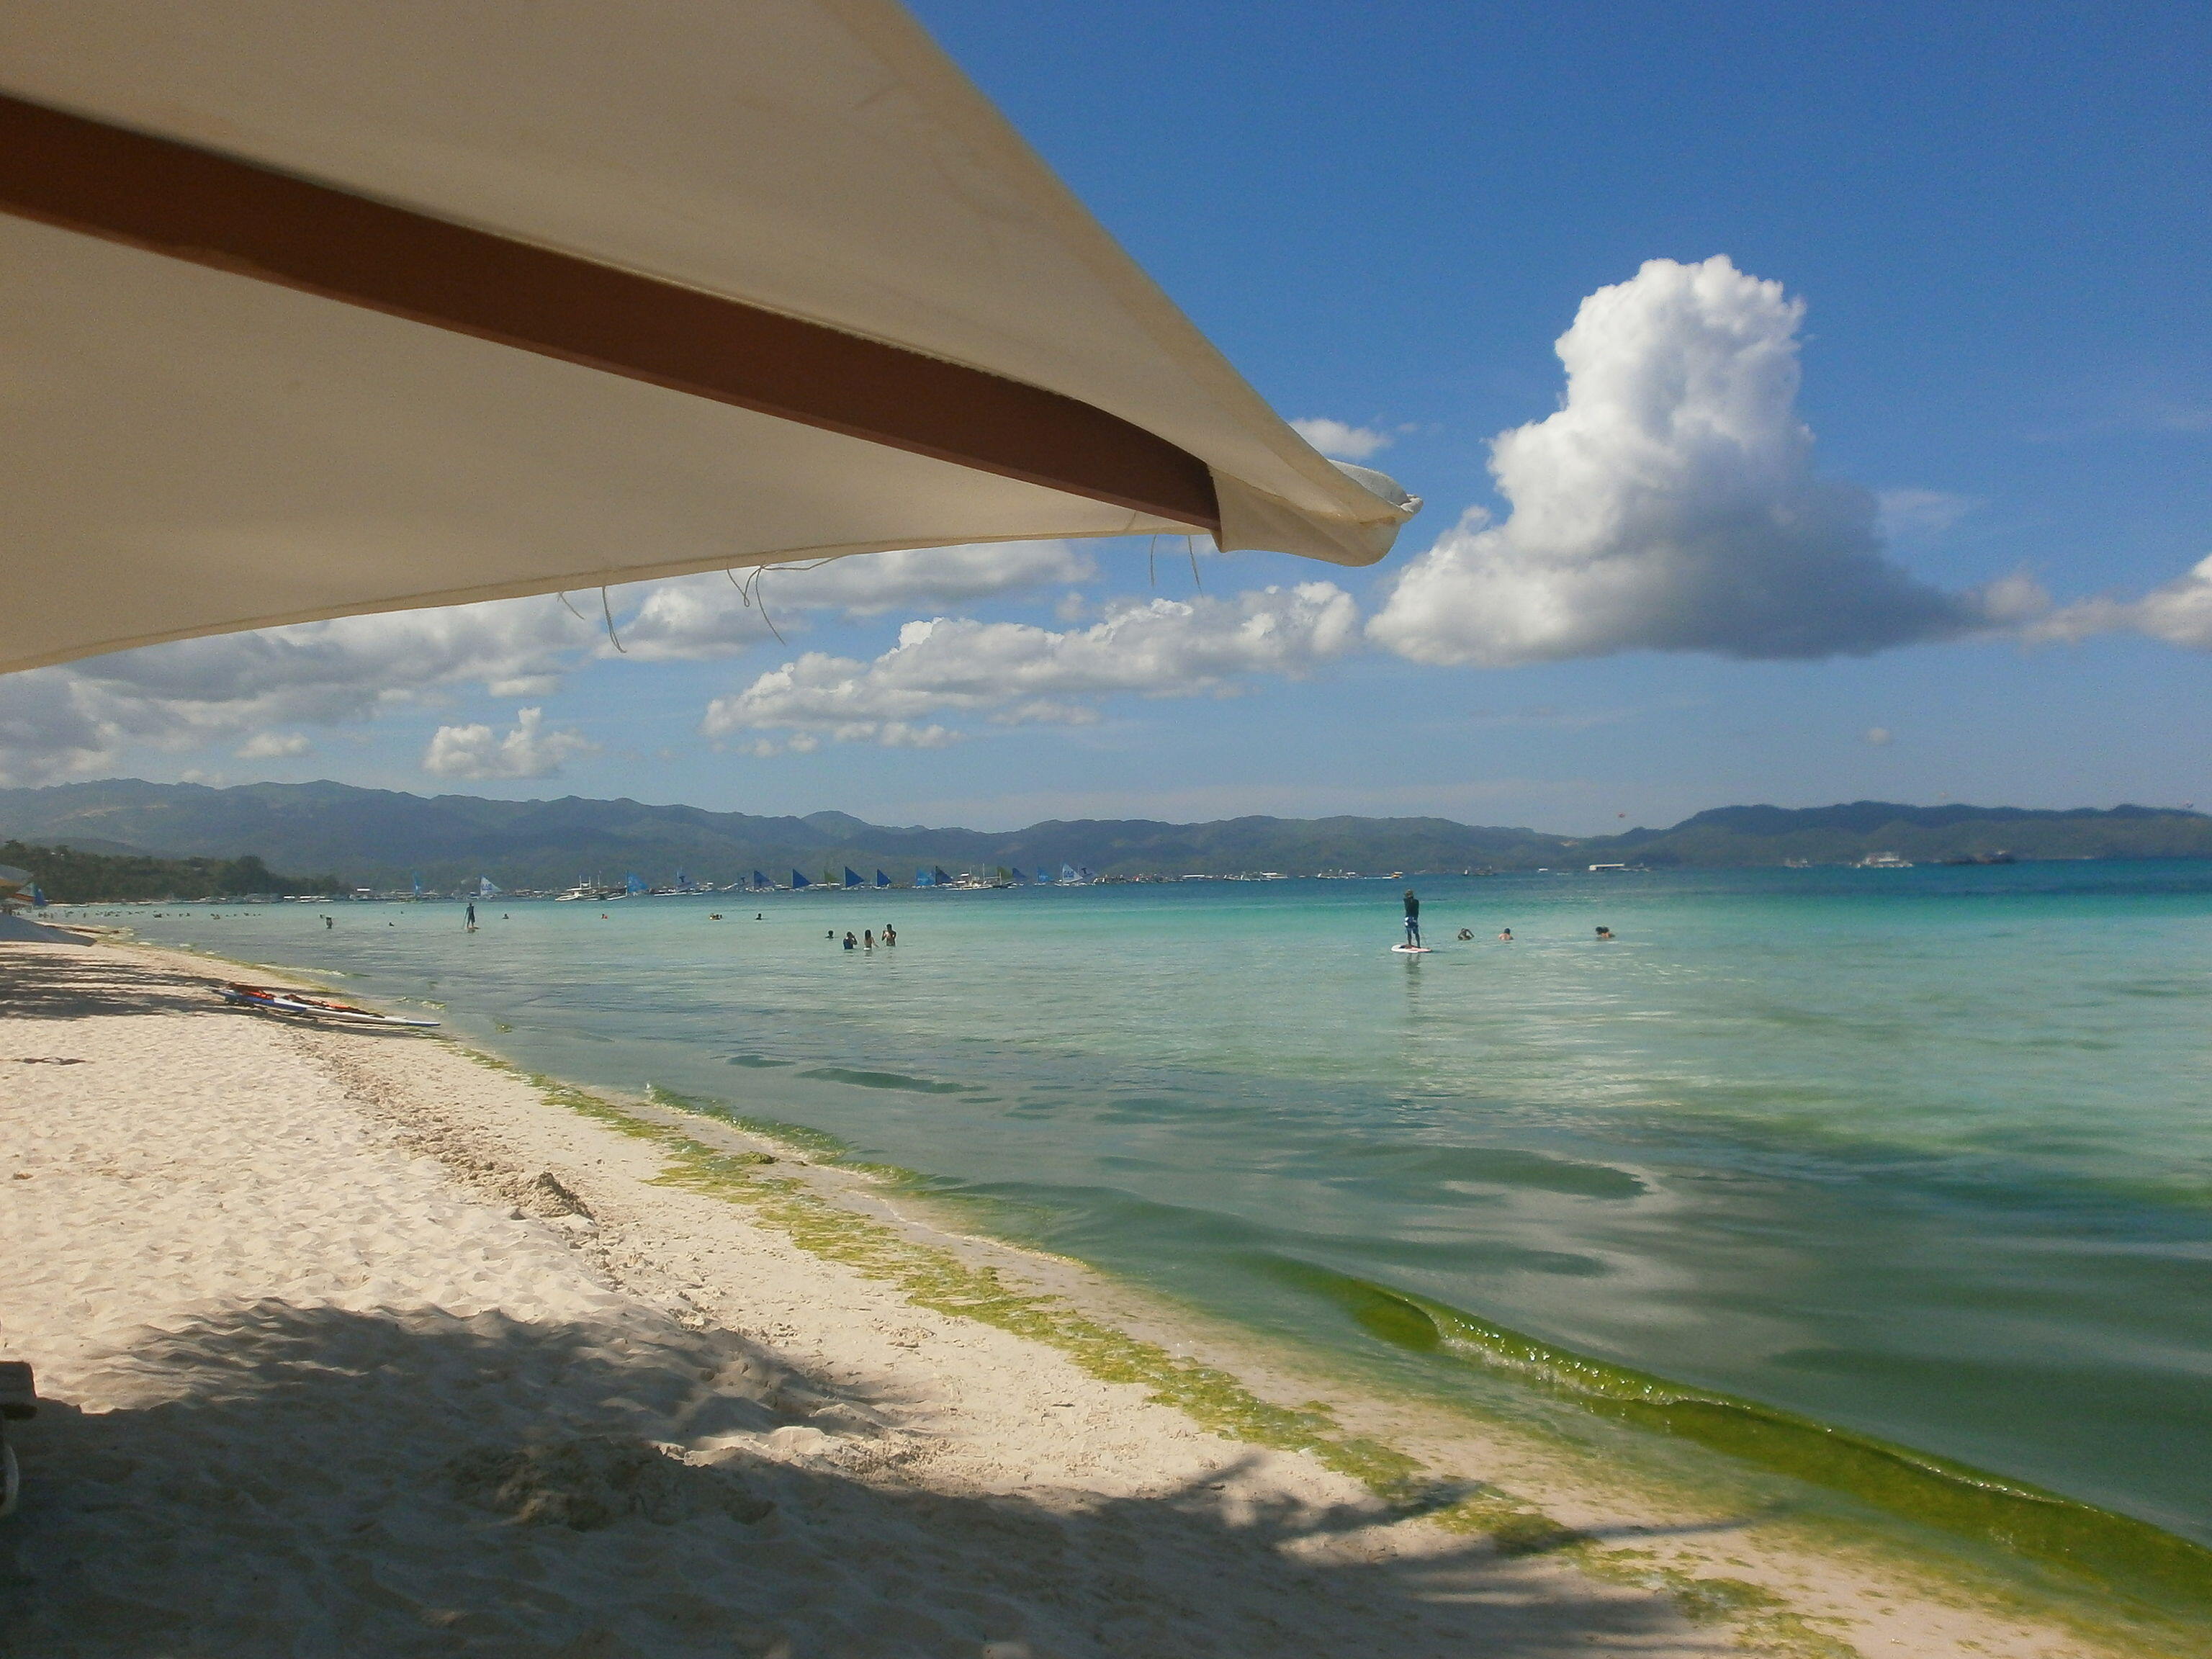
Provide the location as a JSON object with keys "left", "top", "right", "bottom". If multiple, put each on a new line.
{"left": 0, "top": 0, "right": 1419, "bottom": 675}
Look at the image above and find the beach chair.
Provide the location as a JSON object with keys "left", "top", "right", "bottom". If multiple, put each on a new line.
{"left": 0, "top": 1359, "right": 35, "bottom": 1518}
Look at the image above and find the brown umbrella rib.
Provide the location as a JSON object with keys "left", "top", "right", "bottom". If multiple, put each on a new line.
{"left": 0, "top": 91, "right": 1219, "bottom": 531}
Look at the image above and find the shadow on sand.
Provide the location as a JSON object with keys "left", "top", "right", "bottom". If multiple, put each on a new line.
{"left": 0, "top": 1301, "right": 1699, "bottom": 1658}
{"left": 0, "top": 948, "right": 237, "bottom": 1023}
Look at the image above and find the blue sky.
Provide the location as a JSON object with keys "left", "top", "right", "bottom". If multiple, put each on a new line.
{"left": 9, "top": 1, "right": 2210, "bottom": 832}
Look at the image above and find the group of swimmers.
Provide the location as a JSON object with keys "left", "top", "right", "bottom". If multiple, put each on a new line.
{"left": 831, "top": 925, "right": 897, "bottom": 950}
{"left": 1404, "top": 889, "right": 1614, "bottom": 948}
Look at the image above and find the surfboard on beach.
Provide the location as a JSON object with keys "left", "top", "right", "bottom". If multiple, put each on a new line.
{"left": 219, "top": 982, "right": 440, "bottom": 1028}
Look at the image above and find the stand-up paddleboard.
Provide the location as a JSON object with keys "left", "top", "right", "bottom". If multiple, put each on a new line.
{"left": 1390, "top": 944, "right": 1432, "bottom": 954}
{"left": 220, "top": 982, "right": 440, "bottom": 1028}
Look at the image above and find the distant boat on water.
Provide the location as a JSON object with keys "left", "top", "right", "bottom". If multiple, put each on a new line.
{"left": 1856, "top": 852, "right": 1913, "bottom": 868}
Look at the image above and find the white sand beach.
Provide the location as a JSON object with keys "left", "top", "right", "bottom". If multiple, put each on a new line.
{"left": 0, "top": 941, "right": 2142, "bottom": 1657}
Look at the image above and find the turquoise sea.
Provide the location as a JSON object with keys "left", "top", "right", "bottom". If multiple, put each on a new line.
{"left": 109, "top": 863, "right": 2212, "bottom": 1575}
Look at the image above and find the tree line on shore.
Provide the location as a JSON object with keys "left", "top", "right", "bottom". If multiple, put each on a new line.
{"left": 0, "top": 840, "right": 344, "bottom": 904}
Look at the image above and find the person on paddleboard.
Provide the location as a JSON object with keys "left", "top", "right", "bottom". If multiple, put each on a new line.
{"left": 1402, "top": 888, "right": 1423, "bottom": 948}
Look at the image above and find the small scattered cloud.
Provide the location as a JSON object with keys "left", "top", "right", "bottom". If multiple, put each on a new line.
{"left": 1466, "top": 704, "right": 1635, "bottom": 732}
{"left": 1877, "top": 489, "right": 1979, "bottom": 539}
{"left": 421, "top": 708, "right": 598, "bottom": 780}
{"left": 1291, "top": 418, "right": 1395, "bottom": 462}
{"left": 704, "top": 583, "right": 1358, "bottom": 750}
{"left": 1369, "top": 257, "right": 2006, "bottom": 667}
{"left": 1863, "top": 726, "right": 1894, "bottom": 747}
{"left": 235, "top": 732, "right": 311, "bottom": 760}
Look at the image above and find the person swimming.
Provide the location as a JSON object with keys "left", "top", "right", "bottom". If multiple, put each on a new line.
{"left": 1402, "top": 888, "right": 1423, "bottom": 948}
{"left": 1498, "top": 927, "right": 1513, "bottom": 941}
{"left": 1595, "top": 925, "right": 1614, "bottom": 940}
{"left": 1456, "top": 927, "right": 1474, "bottom": 940}
{"left": 842, "top": 931, "right": 858, "bottom": 950}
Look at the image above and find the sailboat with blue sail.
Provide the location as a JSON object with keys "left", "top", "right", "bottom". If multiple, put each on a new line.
{"left": 477, "top": 876, "right": 500, "bottom": 898}
{"left": 842, "top": 867, "right": 863, "bottom": 889}
{"left": 914, "top": 868, "right": 934, "bottom": 888}
{"left": 752, "top": 871, "right": 772, "bottom": 891}
{"left": 875, "top": 871, "right": 891, "bottom": 888}
{"left": 790, "top": 869, "right": 811, "bottom": 890}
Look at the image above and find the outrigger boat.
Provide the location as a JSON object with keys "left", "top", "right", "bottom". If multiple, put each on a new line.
{"left": 218, "top": 982, "right": 440, "bottom": 1028}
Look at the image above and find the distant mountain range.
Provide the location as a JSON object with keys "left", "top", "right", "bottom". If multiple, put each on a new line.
{"left": 1, "top": 779, "right": 2206, "bottom": 891}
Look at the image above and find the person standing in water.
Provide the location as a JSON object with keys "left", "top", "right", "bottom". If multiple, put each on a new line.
{"left": 465, "top": 901, "right": 476, "bottom": 932}
{"left": 883, "top": 924, "right": 896, "bottom": 947}
{"left": 1402, "top": 888, "right": 1422, "bottom": 948}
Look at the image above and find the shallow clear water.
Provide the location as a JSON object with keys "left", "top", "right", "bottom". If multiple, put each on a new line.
{"left": 109, "top": 864, "right": 2212, "bottom": 1545}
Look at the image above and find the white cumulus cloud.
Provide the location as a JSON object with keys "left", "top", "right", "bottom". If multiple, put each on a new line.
{"left": 421, "top": 707, "right": 598, "bottom": 779}
{"left": 2027, "top": 554, "right": 2212, "bottom": 649}
{"left": 1291, "top": 418, "right": 1395, "bottom": 462}
{"left": 0, "top": 598, "right": 595, "bottom": 785}
{"left": 704, "top": 583, "right": 1359, "bottom": 750}
{"left": 1369, "top": 256, "right": 1995, "bottom": 667}
{"left": 613, "top": 541, "right": 1092, "bottom": 661}
{"left": 0, "top": 543, "right": 1093, "bottom": 783}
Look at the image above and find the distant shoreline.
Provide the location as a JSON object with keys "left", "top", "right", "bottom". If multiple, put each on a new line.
{"left": 6, "top": 775, "right": 2211, "bottom": 896}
